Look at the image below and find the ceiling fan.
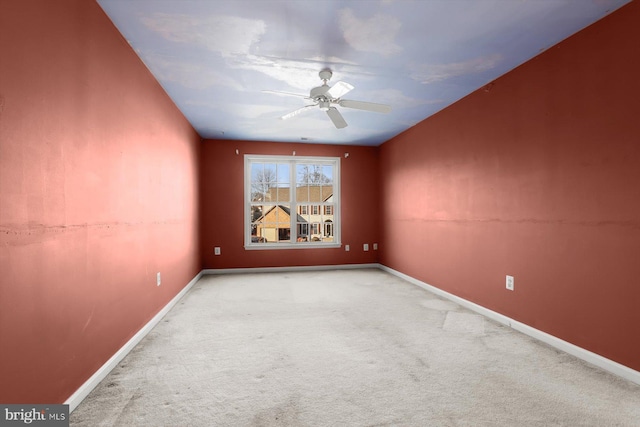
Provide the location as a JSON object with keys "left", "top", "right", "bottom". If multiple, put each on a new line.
{"left": 263, "top": 69, "right": 391, "bottom": 129}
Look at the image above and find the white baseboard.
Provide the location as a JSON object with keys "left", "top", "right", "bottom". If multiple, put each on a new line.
{"left": 379, "top": 264, "right": 640, "bottom": 387}
{"left": 202, "top": 263, "right": 380, "bottom": 275}
{"left": 65, "top": 271, "right": 203, "bottom": 412}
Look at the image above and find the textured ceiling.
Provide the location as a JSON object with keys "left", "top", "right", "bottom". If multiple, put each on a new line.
{"left": 97, "top": 0, "right": 630, "bottom": 146}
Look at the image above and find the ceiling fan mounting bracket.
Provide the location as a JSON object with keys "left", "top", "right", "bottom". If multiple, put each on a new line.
{"left": 319, "top": 69, "right": 333, "bottom": 82}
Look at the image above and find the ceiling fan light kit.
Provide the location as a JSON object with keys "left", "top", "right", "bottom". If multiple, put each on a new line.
{"left": 265, "top": 69, "right": 392, "bottom": 129}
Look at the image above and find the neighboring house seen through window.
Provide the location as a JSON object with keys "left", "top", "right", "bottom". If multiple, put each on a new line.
{"left": 245, "top": 155, "right": 340, "bottom": 248}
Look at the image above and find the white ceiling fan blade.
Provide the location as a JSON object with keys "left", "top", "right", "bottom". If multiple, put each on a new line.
{"left": 339, "top": 99, "right": 392, "bottom": 113}
{"left": 262, "top": 90, "right": 310, "bottom": 99}
{"left": 281, "top": 104, "right": 316, "bottom": 120}
{"left": 326, "top": 107, "right": 348, "bottom": 129}
{"left": 326, "top": 81, "right": 354, "bottom": 99}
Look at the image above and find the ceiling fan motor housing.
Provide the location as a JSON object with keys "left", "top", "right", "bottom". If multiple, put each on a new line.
{"left": 310, "top": 85, "right": 330, "bottom": 100}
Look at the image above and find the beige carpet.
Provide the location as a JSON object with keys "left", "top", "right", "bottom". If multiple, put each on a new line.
{"left": 70, "top": 269, "right": 640, "bottom": 426}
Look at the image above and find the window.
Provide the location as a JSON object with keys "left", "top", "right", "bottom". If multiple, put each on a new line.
{"left": 297, "top": 223, "right": 309, "bottom": 241}
{"left": 311, "top": 223, "right": 320, "bottom": 235}
{"left": 324, "top": 220, "right": 333, "bottom": 237}
{"left": 245, "top": 155, "right": 340, "bottom": 249}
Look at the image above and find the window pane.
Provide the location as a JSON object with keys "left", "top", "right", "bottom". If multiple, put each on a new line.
{"left": 277, "top": 163, "right": 290, "bottom": 184}
{"left": 296, "top": 164, "right": 309, "bottom": 184}
{"left": 252, "top": 204, "right": 268, "bottom": 242}
{"left": 251, "top": 163, "right": 279, "bottom": 202}
{"left": 251, "top": 163, "right": 264, "bottom": 181}
{"left": 296, "top": 184, "right": 309, "bottom": 202}
{"left": 253, "top": 218, "right": 263, "bottom": 239}
{"left": 277, "top": 227, "right": 290, "bottom": 241}
{"left": 251, "top": 205, "right": 264, "bottom": 222}
{"left": 299, "top": 213, "right": 310, "bottom": 223}
{"left": 323, "top": 220, "right": 334, "bottom": 242}
{"left": 298, "top": 164, "right": 329, "bottom": 184}
{"left": 254, "top": 204, "right": 291, "bottom": 243}
{"left": 308, "top": 223, "right": 321, "bottom": 241}
{"left": 308, "top": 186, "right": 322, "bottom": 202}
{"left": 323, "top": 165, "right": 333, "bottom": 183}
{"left": 297, "top": 223, "right": 309, "bottom": 241}
{"left": 250, "top": 163, "right": 263, "bottom": 202}
{"left": 275, "top": 187, "right": 289, "bottom": 202}
{"left": 322, "top": 184, "right": 333, "bottom": 202}
{"left": 264, "top": 163, "right": 276, "bottom": 178}
{"left": 276, "top": 203, "right": 291, "bottom": 242}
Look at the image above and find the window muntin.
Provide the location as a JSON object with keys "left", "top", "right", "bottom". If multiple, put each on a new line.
{"left": 245, "top": 155, "right": 340, "bottom": 249}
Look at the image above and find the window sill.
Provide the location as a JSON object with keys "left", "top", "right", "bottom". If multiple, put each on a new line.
{"left": 244, "top": 243, "right": 342, "bottom": 250}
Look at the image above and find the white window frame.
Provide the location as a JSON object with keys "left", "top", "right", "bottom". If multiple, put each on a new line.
{"left": 244, "top": 154, "right": 340, "bottom": 250}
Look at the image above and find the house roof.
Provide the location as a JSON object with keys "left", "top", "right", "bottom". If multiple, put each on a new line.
{"left": 264, "top": 186, "right": 333, "bottom": 203}
{"left": 255, "top": 204, "right": 307, "bottom": 224}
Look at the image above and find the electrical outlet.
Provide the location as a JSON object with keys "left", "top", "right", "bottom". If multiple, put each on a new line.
{"left": 345, "top": 245, "right": 350, "bottom": 252}
{"left": 373, "top": 243, "right": 378, "bottom": 250}
{"left": 156, "top": 272, "right": 161, "bottom": 286}
{"left": 506, "top": 275, "right": 514, "bottom": 291}
{"left": 363, "top": 243, "right": 369, "bottom": 251}
{"left": 214, "top": 247, "right": 221, "bottom": 255}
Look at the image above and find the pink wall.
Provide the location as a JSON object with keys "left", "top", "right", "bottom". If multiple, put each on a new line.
{"left": 379, "top": 1, "right": 640, "bottom": 371}
{"left": 0, "top": 0, "right": 201, "bottom": 403}
{"left": 200, "top": 140, "right": 379, "bottom": 269}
